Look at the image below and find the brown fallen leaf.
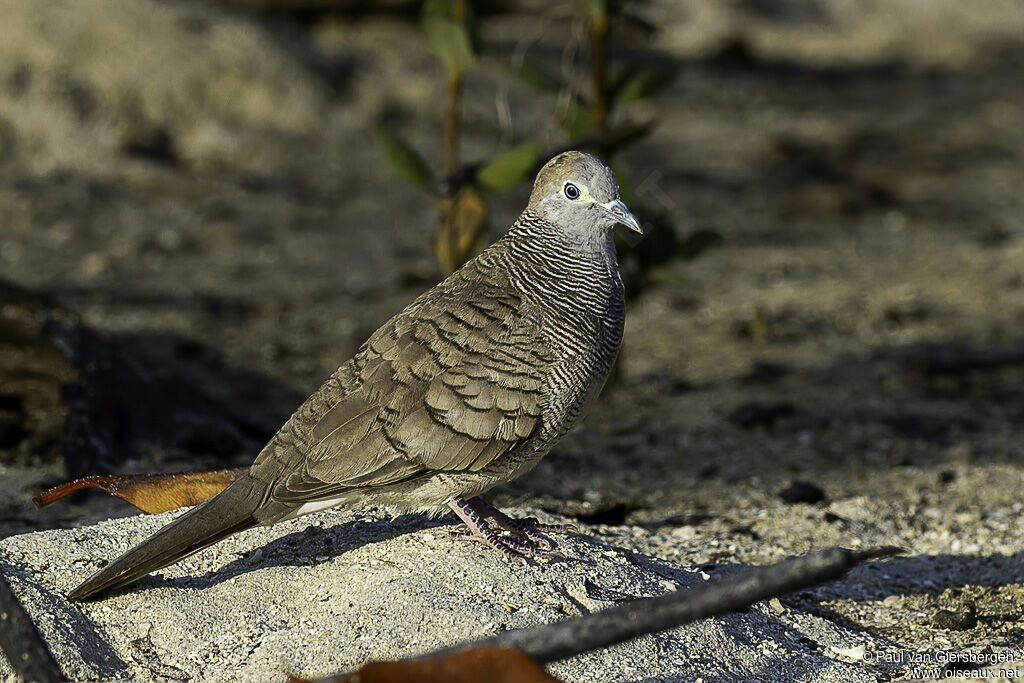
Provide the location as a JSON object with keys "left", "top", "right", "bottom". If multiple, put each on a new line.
{"left": 434, "top": 188, "right": 489, "bottom": 275}
{"left": 33, "top": 467, "right": 247, "bottom": 514}
{"left": 292, "top": 647, "right": 560, "bottom": 683}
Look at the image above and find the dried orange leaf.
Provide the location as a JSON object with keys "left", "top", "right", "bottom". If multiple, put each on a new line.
{"left": 33, "top": 467, "right": 248, "bottom": 514}
{"left": 294, "top": 646, "right": 559, "bottom": 683}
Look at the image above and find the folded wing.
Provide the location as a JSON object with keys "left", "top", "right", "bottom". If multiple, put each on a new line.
{"left": 250, "top": 276, "right": 553, "bottom": 503}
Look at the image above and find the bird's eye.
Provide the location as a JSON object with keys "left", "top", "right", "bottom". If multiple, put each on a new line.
{"left": 564, "top": 183, "right": 580, "bottom": 200}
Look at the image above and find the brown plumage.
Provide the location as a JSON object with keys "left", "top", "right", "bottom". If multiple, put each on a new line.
{"left": 255, "top": 274, "right": 550, "bottom": 506}
{"left": 69, "top": 151, "right": 642, "bottom": 601}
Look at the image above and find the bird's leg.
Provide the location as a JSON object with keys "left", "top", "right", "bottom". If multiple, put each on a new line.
{"left": 447, "top": 497, "right": 551, "bottom": 562}
{"left": 466, "top": 497, "right": 575, "bottom": 549}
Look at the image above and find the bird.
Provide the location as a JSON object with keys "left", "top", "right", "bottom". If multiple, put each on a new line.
{"left": 68, "top": 151, "right": 643, "bottom": 601}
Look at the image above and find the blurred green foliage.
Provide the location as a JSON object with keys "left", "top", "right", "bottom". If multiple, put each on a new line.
{"left": 373, "top": 0, "right": 718, "bottom": 283}
{"left": 475, "top": 144, "right": 540, "bottom": 192}
{"left": 421, "top": 0, "right": 476, "bottom": 79}
{"left": 371, "top": 124, "right": 432, "bottom": 189}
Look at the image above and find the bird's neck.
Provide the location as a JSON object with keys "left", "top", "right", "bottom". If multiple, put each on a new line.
{"left": 497, "top": 212, "right": 624, "bottom": 317}
{"left": 507, "top": 211, "right": 618, "bottom": 262}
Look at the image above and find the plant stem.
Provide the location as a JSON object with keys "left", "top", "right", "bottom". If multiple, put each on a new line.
{"left": 590, "top": 4, "right": 610, "bottom": 134}
{"left": 442, "top": 0, "right": 467, "bottom": 273}
{"left": 444, "top": 77, "right": 462, "bottom": 177}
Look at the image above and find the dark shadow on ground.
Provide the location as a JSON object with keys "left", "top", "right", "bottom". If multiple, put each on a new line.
{"left": 134, "top": 512, "right": 450, "bottom": 593}
{"left": 0, "top": 278, "right": 302, "bottom": 480}
{"left": 808, "top": 552, "right": 1024, "bottom": 601}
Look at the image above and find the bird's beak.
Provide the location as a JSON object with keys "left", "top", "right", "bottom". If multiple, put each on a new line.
{"left": 600, "top": 199, "right": 643, "bottom": 234}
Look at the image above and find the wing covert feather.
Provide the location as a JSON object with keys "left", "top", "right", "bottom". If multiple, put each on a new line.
{"left": 257, "top": 277, "right": 553, "bottom": 504}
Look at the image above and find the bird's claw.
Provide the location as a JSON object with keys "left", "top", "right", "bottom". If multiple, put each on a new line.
{"left": 446, "top": 523, "right": 554, "bottom": 557}
{"left": 512, "top": 516, "right": 577, "bottom": 536}
{"left": 447, "top": 497, "right": 572, "bottom": 563}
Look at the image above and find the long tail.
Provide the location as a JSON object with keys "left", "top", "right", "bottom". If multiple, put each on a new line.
{"left": 68, "top": 474, "right": 267, "bottom": 601}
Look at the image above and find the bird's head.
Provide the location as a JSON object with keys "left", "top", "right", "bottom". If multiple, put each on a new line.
{"left": 527, "top": 151, "right": 643, "bottom": 239}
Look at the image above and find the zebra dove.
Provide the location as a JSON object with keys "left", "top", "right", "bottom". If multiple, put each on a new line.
{"left": 69, "top": 151, "right": 642, "bottom": 601}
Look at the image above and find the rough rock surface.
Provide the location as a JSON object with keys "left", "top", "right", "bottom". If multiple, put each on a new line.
{"left": 0, "top": 507, "right": 904, "bottom": 682}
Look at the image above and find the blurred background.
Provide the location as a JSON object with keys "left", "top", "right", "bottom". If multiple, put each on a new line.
{"left": 1, "top": 0, "right": 1023, "bottom": 652}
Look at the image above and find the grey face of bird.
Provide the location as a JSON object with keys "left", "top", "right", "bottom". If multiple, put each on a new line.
{"left": 528, "top": 151, "right": 644, "bottom": 240}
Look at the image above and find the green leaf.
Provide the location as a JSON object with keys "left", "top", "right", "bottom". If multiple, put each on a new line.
{"left": 612, "top": 63, "right": 678, "bottom": 106}
{"left": 422, "top": 18, "right": 475, "bottom": 77}
{"left": 422, "top": 0, "right": 452, "bottom": 16}
{"left": 475, "top": 143, "right": 539, "bottom": 192}
{"left": 573, "top": 0, "right": 606, "bottom": 21}
{"left": 372, "top": 125, "right": 432, "bottom": 189}
{"left": 508, "top": 59, "right": 566, "bottom": 93}
{"left": 421, "top": 0, "right": 475, "bottom": 77}
{"left": 422, "top": 0, "right": 468, "bottom": 21}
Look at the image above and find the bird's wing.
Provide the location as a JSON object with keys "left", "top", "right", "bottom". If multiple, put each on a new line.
{"left": 253, "top": 278, "right": 553, "bottom": 504}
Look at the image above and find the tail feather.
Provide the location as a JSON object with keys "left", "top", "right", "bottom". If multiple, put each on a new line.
{"left": 68, "top": 474, "right": 265, "bottom": 601}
